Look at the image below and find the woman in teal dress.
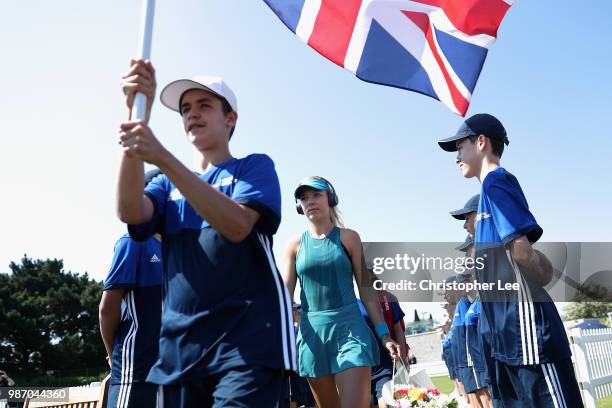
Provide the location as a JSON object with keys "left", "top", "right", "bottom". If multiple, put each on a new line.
{"left": 283, "top": 176, "right": 401, "bottom": 408}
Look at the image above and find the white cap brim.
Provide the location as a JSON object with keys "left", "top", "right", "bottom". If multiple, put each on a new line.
{"left": 160, "top": 77, "right": 238, "bottom": 113}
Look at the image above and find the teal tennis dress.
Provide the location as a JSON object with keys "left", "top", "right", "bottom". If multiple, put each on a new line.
{"left": 296, "top": 226, "right": 379, "bottom": 377}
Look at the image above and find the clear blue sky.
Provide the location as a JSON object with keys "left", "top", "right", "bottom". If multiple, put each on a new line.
{"left": 1, "top": 1, "right": 611, "bottom": 320}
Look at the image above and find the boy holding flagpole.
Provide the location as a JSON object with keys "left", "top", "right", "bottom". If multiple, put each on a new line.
{"left": 116, "top": 59, "right": 296, "bottom": 407}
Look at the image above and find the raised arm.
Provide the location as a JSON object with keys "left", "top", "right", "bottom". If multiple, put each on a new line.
{"left": 116, "top": 59, "right": 156, "bottom": 225}
{"left": 119, "top": 125, "right": 260, "bottom": 241}
{"left": 116, "top": 156, "right": 154, "bottom": 224}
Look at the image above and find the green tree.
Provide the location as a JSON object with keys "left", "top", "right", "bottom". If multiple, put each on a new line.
{"left": 564, "top": 284, "right": 612, "bottom": 320}
{"left": 0, "top": 256, "right": 106, "bottom": 377}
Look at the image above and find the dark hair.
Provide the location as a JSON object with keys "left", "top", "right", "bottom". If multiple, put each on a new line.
{"left": 179, "top": 91, "right": 236, "bottom": 139}
{"left": 220, "top": 98, "right": 232, "bottom": 115}
{"left": 489, "top": 138, "right": 504, "bottom": 158}
{"left": 467, "top": 135, "right": 504, "bottom": 158}
{"left": 220, "top": 98, "right": 236, "bottom": 139}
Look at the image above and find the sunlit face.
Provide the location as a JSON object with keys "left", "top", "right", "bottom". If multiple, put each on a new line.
{"left": 455, "top": 137, "right": 480, "bottom": 178}
{"left": 179, "top": 89, "right": 236, "bottom": 150}
{"left": 298, "top": 188, "right": 330, "bottom": 221}
{"left": 464, "top": 211, "right": 476, "bottom": 237}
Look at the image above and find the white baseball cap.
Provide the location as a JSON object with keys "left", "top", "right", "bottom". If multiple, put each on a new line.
{"left": 160, "top": 75, "right": 238, "bottom": 114}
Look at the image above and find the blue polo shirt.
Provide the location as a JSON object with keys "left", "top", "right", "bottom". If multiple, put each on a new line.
{"left": 475, "top": 167, "right": 571, "bottom": 366}
{"left": 357, "top": 299, "right": 405, "bottom": 369}
{"left": 129, "top": 154, "right": 297, "bottom": 384}
{"left": 464, "top": 298, "right": 486, "bottom": 372}
{"left": 451, "top": 297, "right": 471, "bottom": 369}
{"left": 103, "top": 234, "right": 162, "bottom": 385}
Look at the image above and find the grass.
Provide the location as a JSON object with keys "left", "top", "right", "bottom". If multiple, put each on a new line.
{"left": 598, "top": 394, "right": 612, "bottom": 408}
{"left": 431, "top": 375, "right": 454, "bottom": 395}
{"left": 433, "top": 375, "right": 612, "bottom": 407}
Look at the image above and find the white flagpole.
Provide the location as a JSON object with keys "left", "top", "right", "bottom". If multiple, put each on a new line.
{"left": 133, "top": 0, "right": 156, "bottom": 121}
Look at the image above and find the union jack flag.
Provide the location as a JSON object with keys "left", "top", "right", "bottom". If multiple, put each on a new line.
{"left": 264, "top": 0, "right": 514, "bottom": 116}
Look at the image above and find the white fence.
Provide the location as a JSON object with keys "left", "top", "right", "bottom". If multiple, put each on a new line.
{"left": 570, "top": 327, "right": 612, "bottom": 408}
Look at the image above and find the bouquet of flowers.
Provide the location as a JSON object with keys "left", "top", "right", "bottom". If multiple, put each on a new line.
{"left": 392, "top": 384, "right": 459, "bottom": 408}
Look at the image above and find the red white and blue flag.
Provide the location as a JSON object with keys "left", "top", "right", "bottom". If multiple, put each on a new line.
{"left": 264, "top": 0, "right": 514, "bottom": 116}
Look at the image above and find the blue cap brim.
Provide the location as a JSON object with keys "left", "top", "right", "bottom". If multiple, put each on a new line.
{"left": 294, "top": 179, "right": 329, "bottom": 199}
{"left": 437, "top": 136, "right": 463, "bottom": 152}
{"left": 449, "top": 207, "right": 475, "bottom": 220}
{"left": 438, "top": 122, "right": 479, "bottom": 152}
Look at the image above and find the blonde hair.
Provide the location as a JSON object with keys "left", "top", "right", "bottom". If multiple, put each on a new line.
{"left": 330, "top": 206, "right": 344, "bottom": 227}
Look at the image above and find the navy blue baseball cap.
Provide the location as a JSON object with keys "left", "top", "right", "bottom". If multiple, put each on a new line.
{"left": 438, "top": 113, "right": 509, "bottom": 152}
{"left": 455, "top": 235, "right": 474, "bottom": 252}
{"left": 450, "top": 194, "right": 480, "bottom": 220}
{"left": 456, "top": 271, "right": 473, "bottom": 283}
